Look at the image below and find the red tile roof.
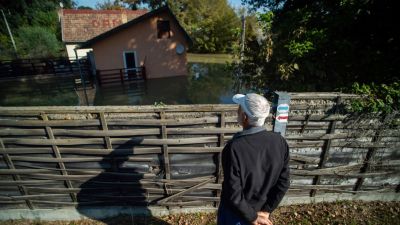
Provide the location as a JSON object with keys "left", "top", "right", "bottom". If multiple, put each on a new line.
{"left": 60, "top": 9, "right": 147, "bottom": 43}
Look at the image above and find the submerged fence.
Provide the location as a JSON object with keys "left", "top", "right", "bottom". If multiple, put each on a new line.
{"left": 96, "top": 67, "right": 147, "bottom": 86}
{"left": 0, "top": 58, "right": 91, "bottom": 79}
{"left": 0, "top": 92, "right": 399, "bottom": 211}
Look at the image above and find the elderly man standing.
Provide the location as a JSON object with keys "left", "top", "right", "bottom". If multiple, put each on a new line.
{"left": 217, "top": 93, "right": 290, "bottom": 225}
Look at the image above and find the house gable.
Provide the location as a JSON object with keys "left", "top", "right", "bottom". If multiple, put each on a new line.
{"left": 79, "top": 6, "right": 192, "bottom": 48}
{"left": 60, "top": 9, "right": 147, "bottom": 43}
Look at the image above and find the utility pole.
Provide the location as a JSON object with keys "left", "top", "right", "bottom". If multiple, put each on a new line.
{"left": 240, "top": 11, "right": 246, "bottom": 61}
{"left": 1, "top": 9, "right": 18, "bottom": 58}
{"left": 74, "top": 48, "right": 89, "bottom": 106}
{"left": 236, "top": 10, "right": 246, "bottom": 93}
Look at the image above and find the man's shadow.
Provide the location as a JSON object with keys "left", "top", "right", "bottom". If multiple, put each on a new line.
{"left": 76, "top": 138, "right": 170, "bottom": 225}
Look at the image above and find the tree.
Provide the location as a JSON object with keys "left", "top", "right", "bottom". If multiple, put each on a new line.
{"left": 77, "top": 6, "right": 93, "bottom": 10}
{"left": 239, "top": 0, "right": 400, "bottom": 91}
{"left": 0, "top": 0, "right": 75, "bottom": 59}
{"left": 16, "top": 26, "right": 62, "bottom": 58}
{"left": 123, "top": 0, "right": 241, "bottom": 53}
{"left": 123, "top": 0, "right": 165, "bottom": 10}
{"left": 96, "top": 0, "right": 127, "bottom": 10}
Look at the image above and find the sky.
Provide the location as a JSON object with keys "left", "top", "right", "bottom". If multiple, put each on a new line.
{"left": 76, "top": 0, "right": 243, "bottom": 9}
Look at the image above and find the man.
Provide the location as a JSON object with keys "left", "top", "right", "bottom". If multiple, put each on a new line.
{"left": 218, "top": 93, "right": 290, "bottom": 225}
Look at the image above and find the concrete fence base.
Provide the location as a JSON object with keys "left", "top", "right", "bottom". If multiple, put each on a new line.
{"left": 0, "top": 193, "right": 398, "bottom": 221}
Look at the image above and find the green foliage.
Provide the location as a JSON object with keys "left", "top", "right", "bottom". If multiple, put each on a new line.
{"left": 153, "top": 101, "right": 166, "bottom": 107}
{"left": 173, "top": 0, "right": 240, "bottom": 53}
{"left": 350, "top": 82, "right": 399, "bottom": 114}
{"left": 96, "top": 0, "right": 126, "bottom": 10}
{"left": 237, "top": 0, "right": 400, "bottom": 92}
{"left": 0, "top": 34, "right": 15, "bottom": 60}
{"left": 258, "top": 11, "right": 273, "bottom": 31}
{"left": 77, "top": 6, "right": 93, "bottom": 10}
{"left": 124, "top": 0, "right": 241, "bottom": 53}
{"left": 16, "top": 26, "right": 62, "bottom": 58}
{"left": 285, "top": 40, "right": 314, "bottom": 58}
{"left": 0, "top": 0, "right": 74, "bottom": 59}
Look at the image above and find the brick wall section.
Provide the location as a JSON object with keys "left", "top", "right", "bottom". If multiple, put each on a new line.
{"left": 61, "top": 9, "right": 147, "bottom": 43}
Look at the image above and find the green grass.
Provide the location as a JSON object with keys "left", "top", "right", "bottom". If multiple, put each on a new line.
{"left": 187, "top": 53, "right": 234, "bottom": 64}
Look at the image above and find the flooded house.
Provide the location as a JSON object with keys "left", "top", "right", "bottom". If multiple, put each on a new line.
{"left": 59, "top": 8, "right": 147, "bottom": 59}
{"left": 76, "top": 6, "right": 192, "bottom": 79}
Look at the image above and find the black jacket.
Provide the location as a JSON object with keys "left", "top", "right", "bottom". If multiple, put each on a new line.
{"left": 220, "top": 126, "right": 290, "bottom": 223}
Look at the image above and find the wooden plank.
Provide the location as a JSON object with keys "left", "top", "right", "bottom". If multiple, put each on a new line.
{"left": 99, "top": 112, "right": 112, "bottom": 149}
{"left": 353, "top": 114, "right": 389, "bottom": 191}
{"left": 1, "top": 136, "right": 219, "bottom": 146}
{"left": 215, "top": 111, "right": 225, "bottom": 207}
{"left": 288, "top": 92, "right": 359, "bottom": 100}
{"left": 1, "top": 147, "right": 162, "bottom": 155}
{"left": 0, "top": 105, "right": 238, "bottom": 114}
{"left": 0, "top": 128, "right": 161, "bottom": 137}
{"left": 0, "top": 180, "right": 58, "bottom": 186}
{"left": 9, "top": 156, "right": 153, "bottom": 163}
{"left": 310, "top": 97, "right": 342, "bottom": 197}
{"left": 40, "top": 114, "right": 77, "bottom": 203}
{"left": 160, "top": 111, "right": 170, "bottom": 181}
{"left": 158, "top": 178, "right": 215, "bottom": 204}
{"left": 291, "top": 164, "right": 362, "bottom": 176}
{"left": 290, "top": 154, "right": 320, "bottom": 164}
{"left": 5, "top": 137, "right": 396, "bottom": 148}
{"left": 167, "top": 147, "right": 223, "bottom": 153}
{"left": 0, "top": 170, "right": 156, "bottom": 179}
{"left": 0, "top": 139, "right": 34, "bottom": 209}
{"left": 289, "top": 114, "right": 349, "bottom": 121}
{"left": 0, "top": 119, "right": 100, "bottom": 127}
{"left": 0, "top": 117, "right": 239, "bottom": 127}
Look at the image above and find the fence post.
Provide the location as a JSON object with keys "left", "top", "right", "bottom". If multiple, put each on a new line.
{"left": 272, "top": 91, "right": 291, "bottom": 136}
{"left": 142, "top": 66, "right": 147, "bottom": 80}
{"left": 353, "top": 114, "right": 389, "bottom": 192}
{"left": 0, "top": 139, "right": 34, "bottom": 209}
{"left": 40, "top": 113, "right": 77, "bottom": 203}
{"left": 96, "top": 70, "right": 102, "bottom": 86}
{"left": 160, "top": 111, "right": 171, "bottom": 179}
{"left": 120, "top": 69, "right": 124, "bottom": 84}
{"left": 215, "top": 111, "right": 225, "bottom": 207}
{"left": 310, "top": 96, "right": 342, "bottom": 197}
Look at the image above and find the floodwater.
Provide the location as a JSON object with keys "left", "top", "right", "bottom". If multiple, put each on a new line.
{"left": 0, "top": 63, "right": 236, "bottom": 106}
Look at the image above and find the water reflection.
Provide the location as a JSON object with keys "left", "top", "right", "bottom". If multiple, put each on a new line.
{"left": 94, "top": 63, "right": 235, "bottom": 105}
{"left": 0, "top": 77, "right": 78, "bottom": 106}
{"left": 0, "top": 63, "right": 236, "bottom": 106}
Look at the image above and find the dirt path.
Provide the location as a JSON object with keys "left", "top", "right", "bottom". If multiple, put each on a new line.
{"left": 1, "top": 201, "right": 399, "bottom": 225}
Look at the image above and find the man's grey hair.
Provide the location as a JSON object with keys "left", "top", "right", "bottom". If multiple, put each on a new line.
{"left": 244, "top": 93, "right": 270, "bottom": 127}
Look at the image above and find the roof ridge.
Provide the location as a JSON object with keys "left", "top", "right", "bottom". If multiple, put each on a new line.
{"left": 62, "top": 9, "right": 148, "bottom": 14}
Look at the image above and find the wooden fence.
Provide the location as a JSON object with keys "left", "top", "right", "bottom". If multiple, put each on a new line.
{"left": 0, "top": 58, "right": 91, "bottom": 79}
{"left": 0, "top": 93, "right": 399, "bottom": 211}
{"left": 96, "top": 67, "right": 146, "bottom": 86}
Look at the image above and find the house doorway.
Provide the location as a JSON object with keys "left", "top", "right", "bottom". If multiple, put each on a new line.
{"left": 123, "top": 51, "right": 138, "bottom": 79}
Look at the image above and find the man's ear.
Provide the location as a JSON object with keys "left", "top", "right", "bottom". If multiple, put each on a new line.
{"left": 243, "top": 113, "right": 249, "bottom": 122}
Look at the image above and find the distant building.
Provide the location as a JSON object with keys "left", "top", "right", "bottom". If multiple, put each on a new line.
{"left": 59, "top": 8, "right": 147, "bottom": 59}
{"left": 79, "top": 6, "right": 192, "bottom": 79}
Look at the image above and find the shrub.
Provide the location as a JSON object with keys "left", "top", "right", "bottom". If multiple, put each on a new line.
{"left": 16, "top": 26, "right": 62, "bottom": 58}
{"left": 350, "top": 82, "right": 399, "bottom": 114}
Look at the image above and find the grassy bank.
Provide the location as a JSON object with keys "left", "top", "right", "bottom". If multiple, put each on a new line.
{"left": 1, "top": 201, "right": 399, "bottom": 225}
{"left": 187, "top": 53, "right": 234, "bottom": 64}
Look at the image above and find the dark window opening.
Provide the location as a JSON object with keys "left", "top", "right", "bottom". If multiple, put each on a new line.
{"left": 157, "top": 20, "right": 171, "bottom": 39}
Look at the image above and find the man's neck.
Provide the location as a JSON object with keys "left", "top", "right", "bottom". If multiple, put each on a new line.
{"left": 242, "top": 125, "right": 253, "bottom": 130}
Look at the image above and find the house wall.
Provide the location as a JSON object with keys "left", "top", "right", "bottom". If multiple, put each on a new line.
{"left": 65, "top": 44, "right": 92, "bottom": 59}
{"left": 91, "top": 11, "right": 189, "bottom": 79}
